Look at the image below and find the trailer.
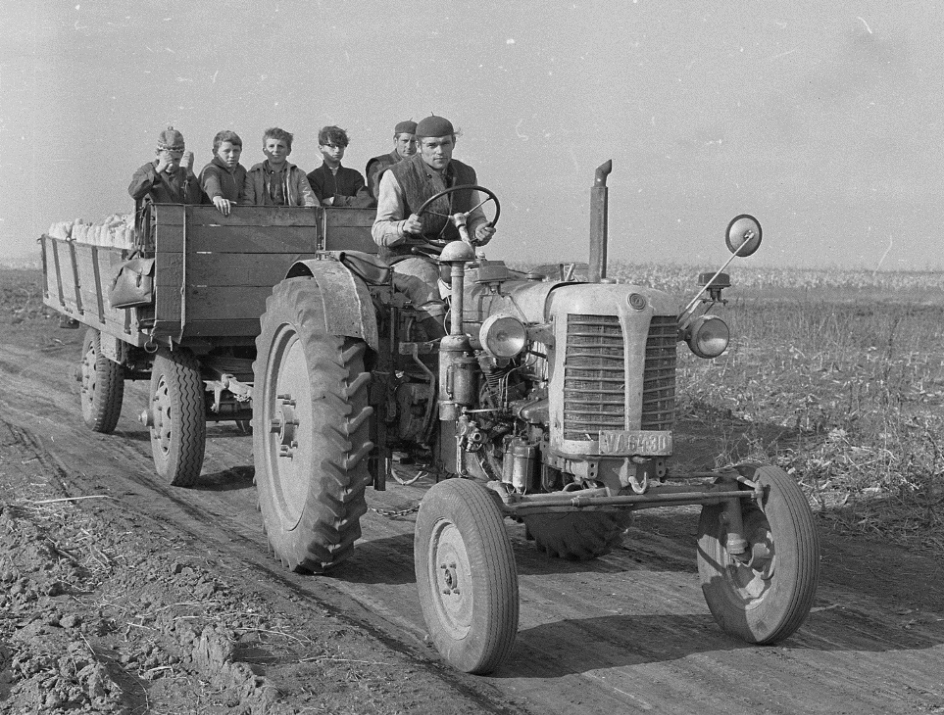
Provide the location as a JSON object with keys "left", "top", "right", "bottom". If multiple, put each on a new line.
{"left": 41, "top": 203, "right": 376, "bottom": 484}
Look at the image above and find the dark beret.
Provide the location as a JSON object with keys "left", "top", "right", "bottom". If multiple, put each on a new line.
{"left": 394, "top": 120, "right": 417, "bottom": 135}
{"left": 415, "top": 115, "right": 454, "bottom": 138}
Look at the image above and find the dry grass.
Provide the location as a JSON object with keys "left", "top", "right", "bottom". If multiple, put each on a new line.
{"left": 627, "top": 263, "right": 944, "bottom": 550}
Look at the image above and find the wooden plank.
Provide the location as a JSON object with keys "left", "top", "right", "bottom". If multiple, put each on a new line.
{"left": 158, "top": 224, "right": 319, "bottom": 254}
{"left": 90, "top": 246, "right": 105, "bottom": 323}
{"left": 154, "top": 205, "right": 322, "bottom": 228}
{"left": 181, "top": 318, "right": 263, "bottom": 338}
{"left": 175, "top": 252, "right": 313, "bottom": 287}
{"left": 184, "top": 286, "right": 271, "bottom": 322}
{"left": 324, "top": 226, "right": 377, "bottom": 254}
{"left": 324, "top": 208, "right": 376, "bottom": 228}
{"left": 51, "top": 239, "right": 65, "bottom": 305}
{"left": 68, "top": 241, "right": 84, "bottom": 315}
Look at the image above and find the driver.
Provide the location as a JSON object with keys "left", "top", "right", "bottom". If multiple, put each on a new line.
{"left": 372, "top": 115, "right": 496, "bottom": 338}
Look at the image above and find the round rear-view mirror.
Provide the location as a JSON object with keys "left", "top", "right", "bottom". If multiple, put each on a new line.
{"left": 725, "top": 215, "right": 762, "bottom": 256}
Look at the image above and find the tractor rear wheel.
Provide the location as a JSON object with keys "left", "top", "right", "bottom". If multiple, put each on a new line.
{"left": 415, "top": 478, "right": 518, "bottom": 674}
{"left": 522, "top": 511, "right": 631, "bottom": 560}
{"left": 697, "top": 464, "right": 820, "bottom": 644}
{"left": 253, "top": 277, "right": 374, "bottom": 573}
{"left": 79, "top": 328, "right": 124, "bottom": 433}
{"left": 148, "top": 349, "right": 206, "bottom": 487}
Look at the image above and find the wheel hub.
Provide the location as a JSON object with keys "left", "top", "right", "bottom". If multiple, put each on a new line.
{"left": 271, "top": 394, "right": 299, "bottom": 459}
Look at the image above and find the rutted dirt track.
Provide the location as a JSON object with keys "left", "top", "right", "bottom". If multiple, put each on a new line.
{"left": 2, "top": 269, "right": 944, "bottom": 714}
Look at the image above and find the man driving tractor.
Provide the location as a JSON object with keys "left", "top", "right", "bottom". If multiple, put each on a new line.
{"left": 371, "top": 114, "right": 496, "bottom": 338}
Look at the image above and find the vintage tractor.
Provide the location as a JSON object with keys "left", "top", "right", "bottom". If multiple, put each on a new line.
{"left": 251, "top": 161, "right": 820, "bottom": 674}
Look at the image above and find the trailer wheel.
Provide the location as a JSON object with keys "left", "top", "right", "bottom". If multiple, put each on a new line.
{"left": 697, "top": 464, "right": 820, "bottom": 644}
{"left": 415, "top": 478, "right": 518, "bottom": 674}
{"left": 253, "top": 278, "right": 373, "bottom": 573}
{"left": 79, "top": 328, "right": 124, "bottom": 433}
{"left": 522, "top": 511, "right": 631, "bottom": 561}
{"left": 148, "top": 349, "right": 206, "bottom": 487}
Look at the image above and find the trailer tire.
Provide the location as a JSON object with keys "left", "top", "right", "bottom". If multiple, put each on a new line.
{"left": 148, "top": 349, "right": 206, "bottom": 487}
{"left": 522, "top": 511, "right": 631, "bottom": 561}
{"left": 253, "top": 277, "right": 373, "bottom": 574}
{"left": 80, "top": 328, "right": 124, "bottom": 433}
{"left": 697, "top": 464, "right": 820, "bottom": 644}
{"left": 415, "top": 478, "right": 518, "bottom": 674}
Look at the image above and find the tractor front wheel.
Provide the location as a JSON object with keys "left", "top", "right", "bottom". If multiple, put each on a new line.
{"left": 697, "top": 464, "right": 820, "bottom": 644}
{"left": 415, "top": 478, "right": 519, "bottom": 674}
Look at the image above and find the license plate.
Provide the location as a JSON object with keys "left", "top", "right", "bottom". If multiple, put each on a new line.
{"left": 598, "top": 430, "right": 673, "bottom": 456}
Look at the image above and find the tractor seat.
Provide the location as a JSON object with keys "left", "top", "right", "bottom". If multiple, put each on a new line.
{"left": 336, "top": 251, "right": 392, "bottom": 285}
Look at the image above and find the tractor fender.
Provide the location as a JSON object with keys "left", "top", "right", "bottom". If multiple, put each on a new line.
{"left": 284, "top": 258, "right": 380, "bottom": 350}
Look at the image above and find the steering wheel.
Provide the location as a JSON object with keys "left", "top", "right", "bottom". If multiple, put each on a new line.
{"left": 408, "top": 185, "right": 501, "bottom": 255}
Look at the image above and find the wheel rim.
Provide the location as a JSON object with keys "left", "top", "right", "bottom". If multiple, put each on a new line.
{"left": 427, "top": 518, "right": 474, "bottom": 639}
{"left": 263, "top": 324, "right": 314, "bottom": 530}
{"left": 151, "top": 374, "right": 173, "bottom": 458}
{"left": 80, "top": 341, "right": 96, "bottom": 417}
{"left": 721, "top": 507, "right": 776, "bottom": 601}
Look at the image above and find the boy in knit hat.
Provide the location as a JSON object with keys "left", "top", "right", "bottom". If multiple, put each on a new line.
{"left": 128, "top": 126, "right": 201, "bottom": 208}
{"left": 364, "top": 119, "right": 418, "bottom": 198}
{"left": 198, "top": 130, "right": 246, "bottom": 216}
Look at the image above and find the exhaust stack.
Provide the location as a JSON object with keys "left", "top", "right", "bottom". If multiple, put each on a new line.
{"left": 588, "top": 160, "right": 612, "bottom": 283}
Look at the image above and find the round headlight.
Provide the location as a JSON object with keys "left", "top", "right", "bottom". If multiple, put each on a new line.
{"left": 687, "top": 315, "right": 729, "bottom": 358}
{"left": 479, "top": 315, "right": 527, "bottom": 359}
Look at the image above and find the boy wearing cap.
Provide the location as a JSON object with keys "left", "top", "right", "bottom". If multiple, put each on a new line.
{"left": 306, "top": 126, "right": 373, "bottom": 208}
{"left": 198, "top": 130, "right": 246, "bottom": 217}
{"left": 242, "top": 128, "right": 318, "bottom": 207}
{"left": 372, "top": 115, "right": 496, "bottom": 338}
{"left": 364, "top": 120, "right": 418, "bottom": 198}
{"left": 128, "top": 126, "right": 201, "bottom": 207}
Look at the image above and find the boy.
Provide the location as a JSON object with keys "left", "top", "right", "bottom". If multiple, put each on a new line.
{"left": 242, "top": 128, "right": 317, "bottom": 207}
{"left": 306, "top": 126, "right": 374, "bottom": 208}
{"left": 128, "top": 126, "right": 201, "bottom": 208}
{"left": 199, "top": 130, "right": 246, "bottom": 216}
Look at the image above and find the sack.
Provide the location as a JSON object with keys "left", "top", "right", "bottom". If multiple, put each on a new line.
{"left": 108, "top": 257, "right": 155, "bottom": 309}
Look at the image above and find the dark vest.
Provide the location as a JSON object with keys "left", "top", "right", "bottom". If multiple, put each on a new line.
{"left": 389, "top": 155, "right": 477, "bottom": 243}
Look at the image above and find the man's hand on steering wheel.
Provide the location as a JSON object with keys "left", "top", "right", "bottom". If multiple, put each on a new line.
{"left": 402, "top": 213, "right": 424, "bottom": 236}
{"left": 473, "top": 222, "right": 496, "bottom": 245}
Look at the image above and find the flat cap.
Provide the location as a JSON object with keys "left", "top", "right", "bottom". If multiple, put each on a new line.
{"left": 394, "top": 120, "right": 417, "bottom": 135}
{"left": 415, "top": 115, "right": 454, "bottom": 138}
{"left": 156, "top": 126, "right": 185, "bottom": 152}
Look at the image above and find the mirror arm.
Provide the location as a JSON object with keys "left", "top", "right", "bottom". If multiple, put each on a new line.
{"left": 678, "top": 242, "right": 748, "bottom": 331}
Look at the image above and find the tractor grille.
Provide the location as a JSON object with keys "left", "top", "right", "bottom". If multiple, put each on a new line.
{"left": 563, "top": 314, "right": 676, "bottom": 441}
{"left": 642, "top": 315, "right": 677, "bottom": 430}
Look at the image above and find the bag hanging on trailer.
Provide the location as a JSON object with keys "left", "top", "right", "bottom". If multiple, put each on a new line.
{"left": 108, "top": 257, "right": 155, "bottom": 309}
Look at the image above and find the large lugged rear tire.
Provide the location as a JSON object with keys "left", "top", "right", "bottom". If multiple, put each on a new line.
{"left": 253, "top": 277, "right": 374, "bottom": 574}
{"left": 697, "top": 464, "right": 820, "bottom": 644}
{"left": 148, "top": 349, "right": 207, "bottom": 486}
{"left": 522, "top": 511, "right": 631, "bottom": 560}
{"left": 415, "top": 479, "right": 519, "bottom": 674}
{"left": 80, "top": 328, "right": 124, "bottom": 433}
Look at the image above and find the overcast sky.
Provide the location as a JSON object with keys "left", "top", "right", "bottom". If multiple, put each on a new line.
{"left": 1, "top": 1, "right": 942, "bottom": 270}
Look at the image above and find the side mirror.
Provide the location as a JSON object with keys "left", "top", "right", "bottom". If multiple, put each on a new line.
{"left": 725, "top": 215, "right": 762, "bottom": 257}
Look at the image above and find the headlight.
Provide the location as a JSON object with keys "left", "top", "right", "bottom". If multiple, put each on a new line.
{"left": 687, "top": 315, "right": 729, "bottom": 358}
{"left": 479, "top": 315, "right": 527, "bottom": 359}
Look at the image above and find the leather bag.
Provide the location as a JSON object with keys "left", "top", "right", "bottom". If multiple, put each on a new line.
{"left": 108, "top": 257, "right": 155, "bottom": 309}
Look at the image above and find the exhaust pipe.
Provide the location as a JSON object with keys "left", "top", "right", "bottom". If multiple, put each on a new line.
{"left": 588, "top": 160, "right": 612, "bottom": 283}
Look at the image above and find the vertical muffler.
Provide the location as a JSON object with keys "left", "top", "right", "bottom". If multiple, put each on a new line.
{"left": 588, "top": 160, "right": 612, "bottom": 283}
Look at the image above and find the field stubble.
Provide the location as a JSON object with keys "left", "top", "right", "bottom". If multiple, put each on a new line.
{"left": 654, "top": 264, "right": 944, "bottom": 552}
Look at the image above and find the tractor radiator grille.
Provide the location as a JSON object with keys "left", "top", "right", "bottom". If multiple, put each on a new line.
{"left": 563, "top": 314, "right": 677, "bottom": 441}
{"left": 642, "top": 315, "right": 677, "bottom": 430}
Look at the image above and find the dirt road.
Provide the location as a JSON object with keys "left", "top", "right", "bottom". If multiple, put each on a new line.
{"left": 2, "top": 269, "right": 943, "bottom": 714}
